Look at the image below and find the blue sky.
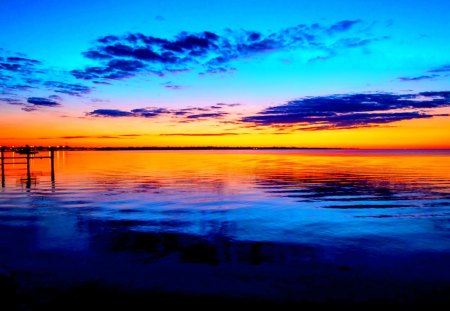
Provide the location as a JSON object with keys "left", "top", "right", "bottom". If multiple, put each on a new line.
{"left": 0, "top": 0, "right": 449, "bottom": 147}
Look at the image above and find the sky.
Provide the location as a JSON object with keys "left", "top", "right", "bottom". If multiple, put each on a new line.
{"left": 0, "top": 0, "right": 449, "bottom": 148}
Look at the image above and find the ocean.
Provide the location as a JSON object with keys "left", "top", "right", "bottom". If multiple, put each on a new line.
{"left": 1, "top": 149, "right": 450, "bottom": 307}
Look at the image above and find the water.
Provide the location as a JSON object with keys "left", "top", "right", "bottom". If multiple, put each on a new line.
{"left": 1, "top": 150, "right": 450, "bottom": 305}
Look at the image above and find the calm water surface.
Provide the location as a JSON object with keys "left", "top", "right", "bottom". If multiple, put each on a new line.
{"left": 1, "top": 150, "right": 450, "bottom": 304}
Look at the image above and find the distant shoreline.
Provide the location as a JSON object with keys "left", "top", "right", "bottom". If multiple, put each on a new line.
{"left": 2, "top": 146, "right": 344, "bottom": 151}
{"left": 69, "top": 146, "right": 345, "bottom": 151}
{"left": 1, "top": 146, "right": 450, "bottom": 152}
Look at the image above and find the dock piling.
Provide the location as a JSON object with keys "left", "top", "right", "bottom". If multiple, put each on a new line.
{"left": 50, "top": 148, "right": 55, "bottom": 183}
{"left": 0, "top": 146, "right": 56, "bottom": 187}
{"left": 26, "top": 150, "right": 31, "bottom": 188}
{"left": 1, "top": 147, "right": 5, "bottom": 188}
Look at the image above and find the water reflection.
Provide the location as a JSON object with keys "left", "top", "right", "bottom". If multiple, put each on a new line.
{"left": 257, "top": 170, "right": 449, "bottom": 207}
{"left": 0, "top": 150, "right": 450, "bottom": 305}
{"left": 81, "top": 217, "right": 318, "bottom": 266}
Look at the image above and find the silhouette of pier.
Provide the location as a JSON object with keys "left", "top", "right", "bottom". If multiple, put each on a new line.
{"left": 1, "top": 146, "right": 55, "bottom": 188}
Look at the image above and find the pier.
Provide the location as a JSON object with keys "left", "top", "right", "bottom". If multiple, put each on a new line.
{"left": 0, "top": 146, "right": 55, "bottom": 188}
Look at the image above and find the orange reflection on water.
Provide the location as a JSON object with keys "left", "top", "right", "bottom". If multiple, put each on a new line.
{"left": 1, "top": 150, "right": 450, "bottom": 306}
{"left": 4, "top": 150, "right": 449, "bottom": 193}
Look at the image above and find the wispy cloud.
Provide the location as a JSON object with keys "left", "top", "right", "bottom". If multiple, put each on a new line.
{"left": 398, "top": 63, "right": 450, "bottom": 82}
{"left": 398, "top": 75, "right": 439, "bottom": 82}
{"left": 39, "top": 134, "right": 143, "bottom": 139}
{"left": 8, "top": 96, "right": 62, "bottom": 112}
{"left": 27, "top": 97, "right": 61, "bottom": 107}
{"left": 161, "top": 81, "right": 183, "bottom": 90}
{"left": 0, "top": 49, "right": 93, "bottom": 110}
{"left": 428, "top": 64, "right": 450, "bottom": 73}
{"left": 86, "top": 103, "right": 240, "bottom": 122}
{"left": 0, "top": 97, "right": 23, "bottom": 105}
{"left": 72, "top": 20, "right": 379, "bottom": 81}
{"left": 186, "top": 112, "right": 227, "bottom": 119}
{"left": 0, "top": 53, "right": 43, "bottom": 97}
{"left": 44, "top": 81, "right": 91, "bottom": 96}
{"left": 242, "top": 91, "right": 450, "bottom": 130}
{"left": 86, "top": 109, "right": 134, "bottom": 117}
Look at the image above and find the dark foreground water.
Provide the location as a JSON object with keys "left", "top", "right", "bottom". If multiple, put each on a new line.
{"left": 1, "top": 150, "right": 450, "bottom": 308}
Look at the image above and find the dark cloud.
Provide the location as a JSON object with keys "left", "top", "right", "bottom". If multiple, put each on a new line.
{"left": 162, "top": 82, "right": 183, "bottom": 90}
{"left": 86, "top": 108, "right": 167, "bottom": 118}
{"left": 44, "top": 81, "right": 91, "bottom": 96}
{"left": 93, "top": 81, "right": 112, "bottom": 85}
{"left": 0, "top": 53, "right": 43, "bottom": 76}
{"left": 27, "top": 97, "right": 61, "bottom": 107}
{"left": 241, "top": 92, "right": 450, "bottom": 130}
{"left": 49, "top": 94, "right": 63, "bottom": 101}
{"left": 299, "top": 112, "right": 431, "bottom": 130}
{"left": 428, "top": 64, "right": 450, "bottom": 73}
{"left": 39, "top": 134, "right": 142, "bottom": 139}
{"left": 398, "top": 75, "right": 439, "bottom": 82}
{"left": 86, "top": 109, "right": 134, "bottom": 117}
{"left": 160, "top": 133, "right": 240, "bottom": 136}
{"left": 0, "top": 74, "right": 12, "bottom": 81}
{"left": 86, "top": 104, "right": 233, "bottom": 121}
{"left": 0, "top": 63, "right": 21, "bottom": 71}
{"left": 186, "top": 112, "right": 228, "bottom": 119}
{"left": 71, "top": 60, "right": 146, "bottom": 80}
{"left": 199, "top": 66, "right": 237, "bottom": 76}
{"left": 328, "top": 20, "right": 362, "bottom": 34}
{"left": 0, "top": 57, "right": 41, "bottom": 73}
{"left": 399, "top": 63, "right": 450, "bottom": 82}
{"left": 6, "top": 57, "right": 41, "bottom": 65}
{"left": 0, "top": 52, "right": 43, "bottom": 99}
{"left": 131, "top": 107, "right": 171, "bottom": 118}
{"left": 0, "top": 50, "right": 93, "bottom": 108}
{"left": 21, "top": 106, "right": 38, "bottom": 112}
{"left": 73, "top": 20, "right": 377, "bottom": 81}
{"left": 0, "top": 97, "right": 24, "bottom": 106}
{"left": 8, "top": 84, "right": 34, "bottom": 90}
{"left": 334, "top": 37, "right": 377, "bottom": 48}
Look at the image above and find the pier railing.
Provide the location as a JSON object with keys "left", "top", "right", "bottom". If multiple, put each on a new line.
{"left": 0, "top": 146, "right": 55, "bottom": 188}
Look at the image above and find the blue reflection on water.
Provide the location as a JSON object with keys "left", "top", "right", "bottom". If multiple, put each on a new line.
{"left": 1, "top": 150, "right": 450, "bottom": 304}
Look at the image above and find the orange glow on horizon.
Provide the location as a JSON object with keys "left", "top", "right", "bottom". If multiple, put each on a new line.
{"left": 1, "top": 110, "right": 450, "bottom": 149}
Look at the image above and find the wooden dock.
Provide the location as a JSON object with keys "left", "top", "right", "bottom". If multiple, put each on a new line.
{"left": 0, "top": 146, "right": 55, "bottom": 188}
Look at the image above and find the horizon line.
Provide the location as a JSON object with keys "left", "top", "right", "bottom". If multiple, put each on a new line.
{"left": 1, "top": 146, "right": 450, "bottom": 151}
